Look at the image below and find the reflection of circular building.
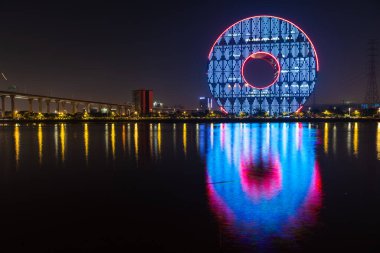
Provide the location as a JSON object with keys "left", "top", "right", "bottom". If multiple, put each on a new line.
{"left": 207, "top": 15, "right": 319, "bottom": 115}
{"left": 205, "top": 123, "right": 322, "bottom": 245}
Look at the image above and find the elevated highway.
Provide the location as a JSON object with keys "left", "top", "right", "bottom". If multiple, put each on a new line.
{"left": 0, "top": 90, "right": 129, "bottom": 117}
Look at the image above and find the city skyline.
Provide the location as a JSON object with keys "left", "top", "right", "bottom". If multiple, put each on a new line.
{"left": 0, "top": 0, "right": 379, "bottom": 108}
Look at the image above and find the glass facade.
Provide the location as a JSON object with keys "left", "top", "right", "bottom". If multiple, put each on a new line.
{"left": 207, "top": 16, "right": 319, "bottom": 115}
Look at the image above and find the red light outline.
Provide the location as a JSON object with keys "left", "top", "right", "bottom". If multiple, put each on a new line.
{"left": 295, "top": 105, "right": 303, "bottom": 113}
{"left": 220, "top": 106, "right": 228, "bottom": 114}
{"left": 241, "top": 51, "right": 281, "bottom": 90}
{"left": 207, "top": 15, "right": 320, "bottom": 71}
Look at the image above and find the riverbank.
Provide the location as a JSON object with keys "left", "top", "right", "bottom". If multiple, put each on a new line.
{"left": 0, "top": 117, "right": 379, "bottom": 124}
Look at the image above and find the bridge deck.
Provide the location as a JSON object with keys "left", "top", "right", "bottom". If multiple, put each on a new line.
{"left": 0, "top": 90, "right": 124, "bottom": 107}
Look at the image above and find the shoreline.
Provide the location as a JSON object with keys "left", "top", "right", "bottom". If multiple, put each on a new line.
{"left": 0, "top": 117, "right": 379, "bottom": 124}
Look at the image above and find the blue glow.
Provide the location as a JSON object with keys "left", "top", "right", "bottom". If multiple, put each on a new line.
{"left": 207, "top": 16, "right": 319, "bottom": 115}
{"left": 204, "top": 123, "right": 322, "bottom": 245}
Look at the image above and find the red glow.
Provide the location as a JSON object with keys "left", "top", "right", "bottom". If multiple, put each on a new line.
{"left": 292, "top": 161, "right": 322, "bottom": 226}
{"left": 221, "top": 123, "right": 225, "bottom": 146}
{"left": 207, "top": 177, "right": 235, "bottom": 222}
{"left": 241, "top": 52, "right": 281, "bottom": 90}
{"left": 208, "top": 15, "right": 320, "bottom": 71}
{"left": 296, "top": 122, "right": 303, "bottom": 150}
{"left": 239, "top": 158, "right": 282, "bottom": 201}
{"left": 220, "top": 106, "right": 228, "bottom": 114}
{"left": 295, "top": 106, "right": 303, "bottom": 113}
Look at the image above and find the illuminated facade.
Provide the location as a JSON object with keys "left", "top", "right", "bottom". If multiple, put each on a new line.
{"left": 207, "top": 16, "right": 319, "bottom": 115}
{"left": 199, "top": 97, "right": 212, "bottom": 111}
{"left": 133, "top": 89, "right": 153, "bottom": 115}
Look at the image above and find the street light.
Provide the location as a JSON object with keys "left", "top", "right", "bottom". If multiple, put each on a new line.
{"left": 348, "top": 107, "right": 351, "bottom": 117}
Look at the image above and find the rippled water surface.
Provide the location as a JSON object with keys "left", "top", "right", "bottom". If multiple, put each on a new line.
{"left": 0, "top": 122, "right": 379, "bottom": 252}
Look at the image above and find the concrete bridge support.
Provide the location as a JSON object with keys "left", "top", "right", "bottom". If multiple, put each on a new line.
{"left": 71, "top": 102, "right": 77, "bottom": 114}
{"left": 46, "top": 99, "right": 51, "bottom": 113}
{"left": 28, "top": 98, "right": 33, "bottom": 113}
{"left": 56, "top": 100, "right": 61, "bottom": 112}
{"left": 61, "top": 101, "right": 66, "bottom": 112}
{"left": 1, "top": 95, "right": 5, "bottom": 117}
{"left": 38, "top": 98, "right": 43, "bottom": 113}
{"left": 10, "top": 95, "right": 15, "bottom": 118}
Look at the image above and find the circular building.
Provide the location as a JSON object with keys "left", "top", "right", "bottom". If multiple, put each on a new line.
{"left": 207, "top": 15, "right": 319, "bottom": 115}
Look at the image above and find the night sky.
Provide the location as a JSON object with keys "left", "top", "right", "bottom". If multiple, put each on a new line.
{"left": 0, "top": 0, "right": 379, "bottom": 108}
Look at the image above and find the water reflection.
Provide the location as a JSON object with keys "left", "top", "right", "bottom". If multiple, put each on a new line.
{"left": 84, "top": 123, "right": 89, "bottom": 163}
{"left": 196, "top": 124, "right": 199, "bottom": 152}
{"left": 38, "top": 124, "right": 43, "bottom": 165}
{"left": 2, "top": 122, "right": 379, "bottom": 251}
{"left": 173, "top": 124, "right": 176, "bottom": 156}
{"left": 111, "top": 123, "right": 116, "bottom": 160}
{"left": 157, "top": 123, "right": 162, "bottom": 157}
{"left": 122, "top": 124, "right": 126, "bottom": 154}
{"left": 150, "top": 124, "right": 162, "bottom": 159}
{"left": 105, "top": 124, "right": 109, "bottom": 160}
{"left": 60, "top": 124, "right": 66, "bottom": 162}
{"left": 54, "top": 125, "right": 59, "bottom": 160}
{"left": 333, "top": 124, "right": 337, "bottom": 155}
{"left": 347, "top": 123, "right": 351, "bottom": 154}
{"left": 183, "top": 123, "right": 187, "bottom": 157}
{"left": 295, "top": 122, "right": 301, "bottom": 150}
{"left": 324, "top": 123, "right": 329, "bottom": 154}
{"left": 149, "top": 124, "right": 154, "bottom": 158}
{"left": 134, "top": 123, "right": 138, "bottom": 162}
{"left": 353, "top": 122, "right": 358, "bottom": 156}
{"left": 14, "top": 124, "right": 20, "bottom": 167}
{"left": 210, "top": 123, "right": 214, "bottom": 148}
{"left": 377, "top": 123, "right": 380, "bottom": 160}
{"left": 205, "top": 123, "right": 322, "bottom": 245}
{"left": 127, "top": 124, "right": 131, "bottom": 157}
{"left": 8, "top": 122, "right": 376, "bottom": 171}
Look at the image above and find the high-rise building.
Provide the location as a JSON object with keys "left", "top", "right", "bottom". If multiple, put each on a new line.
{"left": 199, "top": 97, "right": 212, "bottom": 111}
{"left": 133, "top": 89, "right": 153, "bottom": 115}
{"left": 207, "top": 16, "right": 319, "bottom": 115}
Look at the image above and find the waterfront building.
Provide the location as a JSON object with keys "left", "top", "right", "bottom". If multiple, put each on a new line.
{"left": 199, "top": 97, "right": 212, "bottom": 111}
{"left": 133, "top": 89, "right": 153, "bottom": 115}
{"left": 207, "top": 15, "right": 319, "bottom": 115}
